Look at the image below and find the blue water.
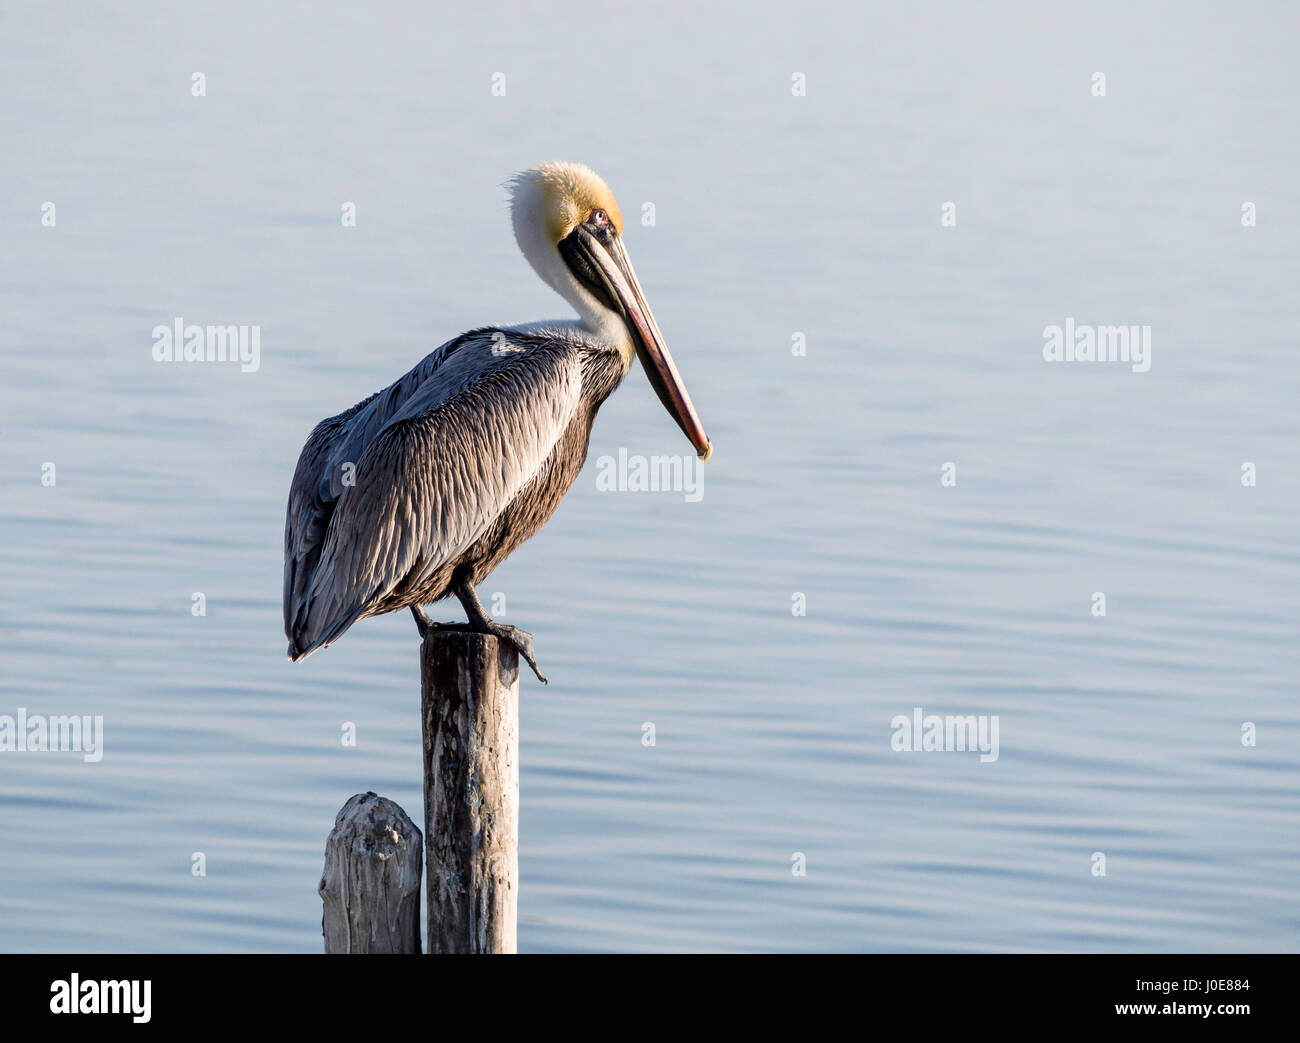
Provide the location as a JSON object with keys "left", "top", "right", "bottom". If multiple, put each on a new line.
{"left": 2, "top": 0, "right": 1298, "bottom": 952}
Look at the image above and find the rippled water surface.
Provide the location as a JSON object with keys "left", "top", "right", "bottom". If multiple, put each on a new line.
{"left": 2, "top": 1, "right": 1298, "bottom": 952}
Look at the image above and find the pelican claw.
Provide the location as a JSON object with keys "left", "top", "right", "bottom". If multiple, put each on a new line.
{"left": 411, "top": 604, "right": 547, "bottom": 683}
{"left": 481, "top": 622, "right": 548, "bottom": 685}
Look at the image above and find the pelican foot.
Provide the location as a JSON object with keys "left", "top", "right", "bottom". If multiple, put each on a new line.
{"left": 410, "top": 605, "right": 461, "bottom": 638}
{"left": 475, "top": 621, "right": 548, "bottom": 685}
{"left": 413, "top": 604, "right": 547, "bottom": 683}
{"left": 447, "top": 577, "right": 548, "bottom": 683}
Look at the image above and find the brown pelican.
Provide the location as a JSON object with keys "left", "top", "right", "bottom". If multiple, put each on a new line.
{"left": 283, "top": 162, "right": 711, "bottom": 682}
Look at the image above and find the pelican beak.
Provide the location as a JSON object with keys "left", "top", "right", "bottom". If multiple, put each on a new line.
{"left": 561, "top": 225, "right": 712, "bottom": 460}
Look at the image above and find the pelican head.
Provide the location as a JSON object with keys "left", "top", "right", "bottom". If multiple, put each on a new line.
{"left": 511, "top": 162, "right": 711, "bottom": 460}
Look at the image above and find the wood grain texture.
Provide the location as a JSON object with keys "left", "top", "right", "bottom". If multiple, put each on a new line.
{"left": 320, "top": 791, "right": 422, "bottom": 954}
{"left": 421, "top": 630, "right": 519, "bottom": 954}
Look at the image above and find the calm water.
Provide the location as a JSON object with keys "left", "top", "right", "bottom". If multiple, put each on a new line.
{"left": 2, "top": 2, "right": 1298, "bottom": 952}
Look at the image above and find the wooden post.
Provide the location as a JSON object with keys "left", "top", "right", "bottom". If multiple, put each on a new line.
{"left": 421, "top": 630, "right": 520, "bottom": 954}
{"left": 320, "top": 792, "right": 423, "bottom": 954}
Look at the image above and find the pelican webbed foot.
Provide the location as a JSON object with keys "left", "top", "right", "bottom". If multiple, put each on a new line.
{"left": 451, "top": 576, "right": 549, "bottom": 684}
{"left": 478, "top": 621, "right": 547, "bottom": 685}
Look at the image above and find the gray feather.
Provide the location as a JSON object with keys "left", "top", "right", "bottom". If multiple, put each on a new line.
{"left": 283, "top": 327, "right": 621, "bottom": 660}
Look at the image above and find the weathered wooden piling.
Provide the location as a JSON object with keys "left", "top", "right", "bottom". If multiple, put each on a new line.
{"left": 421, "top": 629, "right": 520, "bottom": 954}
{"left": 320, "top": 791, "right": 423, "bottom": 954}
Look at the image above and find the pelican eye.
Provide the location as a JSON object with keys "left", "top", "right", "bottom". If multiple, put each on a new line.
{"left": 589, "top": 208, "right": 608, "bottom": 225}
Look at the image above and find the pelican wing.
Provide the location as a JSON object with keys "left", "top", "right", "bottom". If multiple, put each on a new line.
{"left": 285, "top": 336, "right": 583, "bottom": 658}
{"left": 283, "top": 339, "right": 460, "bottom": 636}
